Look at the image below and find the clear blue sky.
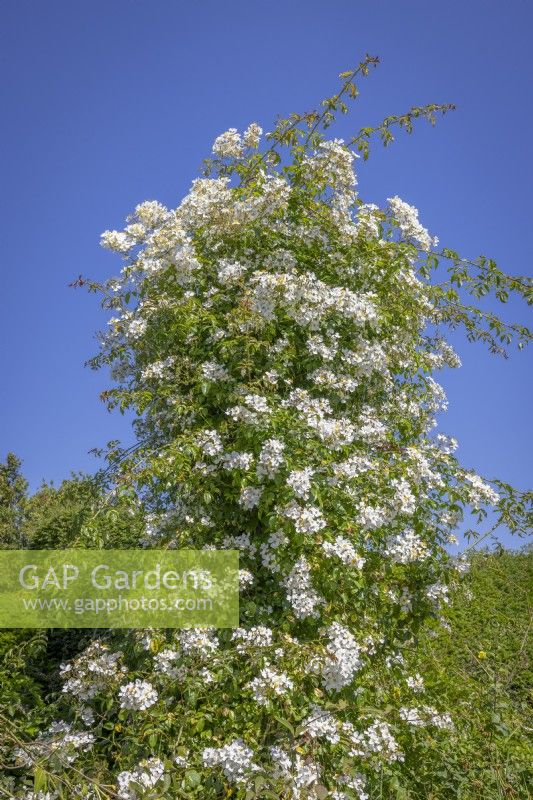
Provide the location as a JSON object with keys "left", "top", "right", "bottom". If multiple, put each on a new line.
{"left": 0, "top": 1, "right": 531, "bottom": 545}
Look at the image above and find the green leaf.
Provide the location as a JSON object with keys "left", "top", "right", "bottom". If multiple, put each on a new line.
{"left": 185, "top": 769, "right": 202, "bottom": 788}
{"left": 34, "top": 766, "right": 47, "bottom": 791}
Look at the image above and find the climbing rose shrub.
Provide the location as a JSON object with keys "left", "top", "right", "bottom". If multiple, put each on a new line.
{"left": 7, "top": 60, "right": 531, "bottom": 799}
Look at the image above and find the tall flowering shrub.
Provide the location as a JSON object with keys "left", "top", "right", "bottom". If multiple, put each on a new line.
{"left": 6, "top": 58, "right": 532, "bottom": 799}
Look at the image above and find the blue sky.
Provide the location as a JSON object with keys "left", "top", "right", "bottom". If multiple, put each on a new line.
{"left": 0, "top": 1, "right": 531, "bottom": 544}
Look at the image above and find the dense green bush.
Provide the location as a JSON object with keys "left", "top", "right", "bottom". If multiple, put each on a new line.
{"left": 404, "top": 547, "right": 533, "bottom": 798}
{"left": 0, "top": 458, "right": 144, "bottom": 759}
